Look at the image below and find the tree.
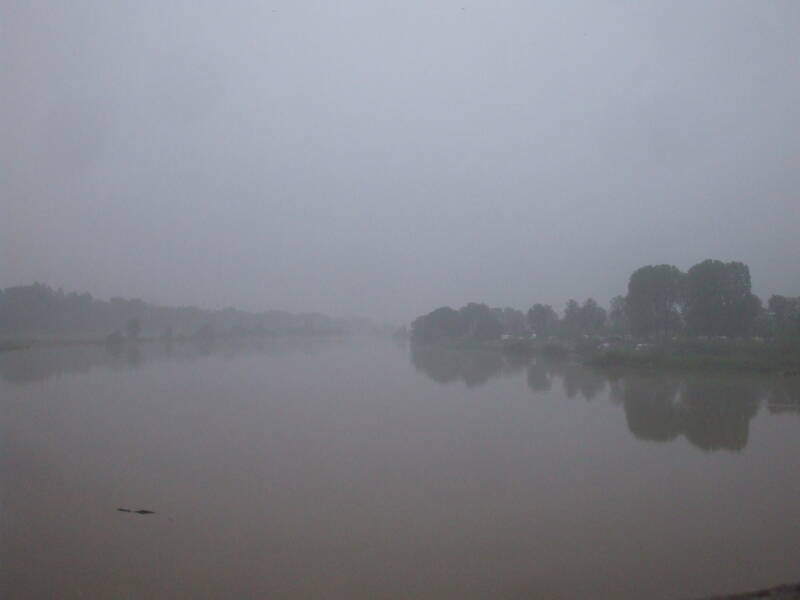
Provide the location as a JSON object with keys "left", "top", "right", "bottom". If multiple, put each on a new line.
{"left": 626, "top": 265, "right": 685, "bottom": 338}
{"left": 685, "top": 260, "right": 758, "bottom": 337}
{"left": 410, "top": 306, "right": 464, "bottom": 343}
{"left": 768, "top": 294, "right": 800, "bottom": 338}
{"left": 493, "top": 307, "right": 527, "bottom": 336}
{"left": 459, "top": 303, "right": 503, "bottom": 342}
{"left": 608, "top": 295, "right": 629, "bottom": 335}
{"left": 527, "top": 304, "right": 559, "bottom": 339}
{"left": 751, "top": 296, "right": 774, "bottom": 339}
{"left": 561, "top": 299, "right": 582, "bottom": 339}
{"left": 579, "top": 298, "right": 607, "bottom": 337}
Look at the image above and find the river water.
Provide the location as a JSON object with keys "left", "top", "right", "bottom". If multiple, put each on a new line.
{"left": 2, "top": 337, "right": 799, "bottom": 599}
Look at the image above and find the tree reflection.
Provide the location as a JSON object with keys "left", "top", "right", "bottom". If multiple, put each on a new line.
{"left": 610, "top": 372, "right": 762, "bottom": 452}
{"left": 616, "top": 374, "right": 683, "bottom": 442}
{"left": 526, "top": 361, "right": 552, "bottom": 392}
{"left": 409, "top": 343, "right": 527, "bottom": 388}
{"left": 523, "top": 356, "right": 605, "bottom": 400}
{"left": 561, "top": 363, "right": 606, "bottom": 401}
{"left": 766, "top": 377, "right": 800, "bottom": 415}
{"left": 0, "top": 338, "right": 335, "bottom": 384}
{"left": 409, "top": 347, "right": 783, "bottom": 453}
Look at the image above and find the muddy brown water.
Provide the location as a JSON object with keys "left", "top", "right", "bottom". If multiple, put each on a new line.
{"left": 2, "top": 338, "right": 799, "bottom": 599}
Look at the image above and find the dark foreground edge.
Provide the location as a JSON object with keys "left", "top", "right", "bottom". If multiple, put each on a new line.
{"left": 699, "top": 582, "right": 800, "bottom": 599}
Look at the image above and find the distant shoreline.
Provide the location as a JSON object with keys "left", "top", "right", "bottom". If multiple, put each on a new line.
{"left": 0, "top": 329, "right": 350, "bottom": 354}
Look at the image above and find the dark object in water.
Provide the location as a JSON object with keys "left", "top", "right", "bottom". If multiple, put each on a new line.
{"left": 117, "top": 508, "right": 156, "bottom": 515}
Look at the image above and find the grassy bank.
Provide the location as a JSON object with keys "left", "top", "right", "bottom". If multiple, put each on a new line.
{"left": 586, "top": 338, "right": 800, "bottom": 374}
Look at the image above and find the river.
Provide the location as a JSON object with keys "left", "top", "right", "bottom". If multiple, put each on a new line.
{"left": 2, "top": 337, "right": 799, "bottom": 599}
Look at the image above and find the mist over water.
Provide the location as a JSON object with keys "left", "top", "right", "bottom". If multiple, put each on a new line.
{"left": 3, "top": 2, "right": 800, "bottom": 320}
{"left": 3, "top": 338, "right": 800, "bottom": 599}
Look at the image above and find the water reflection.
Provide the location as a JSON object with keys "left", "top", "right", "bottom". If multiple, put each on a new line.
{"left": 610, "top": 373, "right": 761, "bottom": 451}
{"left": 536, "top": 357, "right": 607, "bottom": 401}
{"left": 410, "top": 344, "right": 800, "bottom": 453}
{"left": 4, "top": 341, "right": 799, "bottom": 455}
{"left": 0, "top": 337, "right": 338, "bottom": 385}
{"left": 766, "top": 377, "right": 800, "bottom": 415}
{"left": 409, "top": 343, "right": 527, "bottom": 387}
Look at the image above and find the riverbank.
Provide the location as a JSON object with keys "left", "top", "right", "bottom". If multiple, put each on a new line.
{"left": 0, "top": 329, "right": 351, "bottom": 354}
{"left": 586, "top": 339, "right": 800, "bottom": 375}
{"left": 415, "top": 337, "right": 800, "bottom": 376}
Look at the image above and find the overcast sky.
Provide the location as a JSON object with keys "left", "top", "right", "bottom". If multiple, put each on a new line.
{"left": 3, "top": 1, "right": 799, "bottom": 322}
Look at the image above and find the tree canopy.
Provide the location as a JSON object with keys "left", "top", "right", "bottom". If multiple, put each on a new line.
{"left": 685, "top": 260, "right": 758, "bottom": 337}
{"left": 626, "top": 265, "right": 684, "bottom": 338}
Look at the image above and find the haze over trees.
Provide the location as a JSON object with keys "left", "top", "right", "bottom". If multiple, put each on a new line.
{"left": 0, "top": 283, "right": 360, "bottom": 339}
{"left": 769, "top": 295, "right": 800, "bottom": 336}
{"left": 410, "top": 258, "right": 800, "bottom": 345}
{"left": 411, "top": 303, "right": 503, "bottom": 344}
{"left": 527, "top": 304, "right": 559, "bottom": 339}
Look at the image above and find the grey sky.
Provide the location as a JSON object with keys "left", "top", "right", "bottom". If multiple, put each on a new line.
{"left": 3, "top": 1, "right": 799, "bottom": 322}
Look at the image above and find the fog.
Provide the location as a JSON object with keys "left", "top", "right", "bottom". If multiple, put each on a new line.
{"left": 3, "top": 1, "right": 799, "bottom": 321}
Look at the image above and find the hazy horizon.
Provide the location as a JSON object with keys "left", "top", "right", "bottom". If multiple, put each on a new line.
{"left": 4, "top": 1, "right": 800, "bottom": 322}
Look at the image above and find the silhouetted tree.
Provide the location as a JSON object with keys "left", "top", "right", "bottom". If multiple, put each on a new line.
{"left": 561, "top": 299, "right": 582, "bottom": 339}
{"left": 626, "top": 264, "right": 685, "bottom": 338}
{"left": 459, "top": 303, "right": 503, "bottom": 342}
{"left": 768, "top": 294, "right": 800, "bottom": 337}
{"left": 685, "top": 260, "right": 758, "bottom": 337}
{"left": 410, "top": 307, "right": 465, "bottom": 343}
{"left": 608, "top": 295, "right": 629, "bottom": 335}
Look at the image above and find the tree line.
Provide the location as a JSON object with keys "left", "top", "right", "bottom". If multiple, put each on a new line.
{"left": 0, "top": 282, "right": 357, "bottom": 338}
{"left": 411, "top": 259, "right": 800, "bottom": 343}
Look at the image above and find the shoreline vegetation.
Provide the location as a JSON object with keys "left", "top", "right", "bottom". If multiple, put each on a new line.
{"left": 0, "top": 328, "right": 351, "bottom": 355}
{"left": 0, "top": 282, "right": 374, "bottom": 356}
{"left": 584, "top": 340, "right": 800, "bottom": 375}
{"left": 408, "top": 258, "right": 800, "bottom": 376}
{"left": 408, "top": 336, "right": 800, "bottom": 376}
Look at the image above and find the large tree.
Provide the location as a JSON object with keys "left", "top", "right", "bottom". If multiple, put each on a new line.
{"left": 685, "top": 259, "right": 758, "bottom": 337}
{"left": 459, "top": 303, "right": 503, "bottom": 342}
{"left": 626, "top": 264, "right": 685, "bottom": 338}
{"left": 608, "top": 295, "right": 629, "bottom": 335}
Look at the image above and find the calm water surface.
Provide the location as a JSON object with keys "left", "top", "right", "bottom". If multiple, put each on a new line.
{"left": 2, "top": 337, "right": 800, "bottom": 599}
